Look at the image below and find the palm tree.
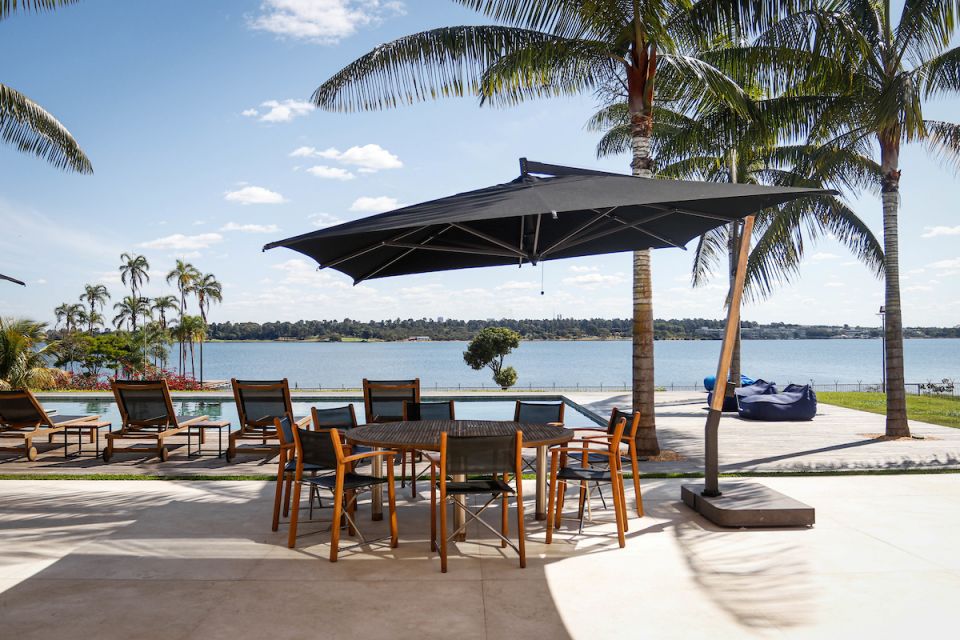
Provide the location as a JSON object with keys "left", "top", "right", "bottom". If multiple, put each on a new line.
{"left": 0, "top": 318, "right": 60, "bottom": 390}
{"left": 311, "top": 0, "right": 803, "bottom": 454}
{"left": 767, "top": 0, "right": 960, "bottom": 437}
{"left": 191, "top": 273, "right": 222, "bottom": 385}
{"left": 166, "top": 260, "right": 199, "bottom": 373}
{"left": 591, "top": 94, "right": 885, "bottom": 383}
{"left": 80, "top": 284, "right": 110, "bottom": 333}
{"left": 53, "top": 303, "right": 69, "bottom": 333}
{"left": 171, "top": 315, "right": 203, "bottom": 380}
{"left": 112, "top": 296, "right": 149, "bottom": 332}
{"left": 151, "top": 295, "right": 178, "bottom": 330}
{"left": 54, "top": 302, "right": 85, "bottom": 334}
{"left": 0, "top": 2, "right": 92, "bottom": 174}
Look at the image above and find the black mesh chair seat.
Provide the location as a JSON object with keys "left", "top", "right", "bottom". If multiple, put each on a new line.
{"left": 284, "top": 459, "right": 330, "bottom": 473}
{"left": 305, "top": 472, "right": 388, "bottom": 491}
{"left": 567, "top": 451, "right": 628, "bottom": 466}
{"left": 556, "top": 466, "right": 614, "bottom": 482}
{"left": 443, "top": 478, "right": 514, "bottom": 495}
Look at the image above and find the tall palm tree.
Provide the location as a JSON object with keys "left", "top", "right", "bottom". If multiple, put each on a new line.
{"left": 119, "top": 253, "right": 150, "bottom": 300}
{"left": 54, "top": 302, "right": 84, "bottom": 334}
{"left": 53, "top": 302, "right": 69, "bottom": 332}
{"left": 191, "top": 272, "right": 222, "bottom": 385}
{"left": 592, "top": 94, "right": 885, "bottom": 381}
{"left": 0, "top": 1, "right": 91, "bottom": 174}
{"left": 311, "top": 0, "right": 801, "bottom": 454}
{"left": 768, "top": 0, "right": 960, "bottom": 437}
{"left": 151, "top": 295, "right": 178, "bottom": 330}
{"left": 112, "top": 296, "right": 148, "bottom": 332}
{"left": 80, "top": 283, "right": 110, "bottom": 333}
{"left": 165, "top": 260, "right": 198, "bottom": 373}
{"left": 171, "top": 315, "right": 203, "bottom": 380}
{"left": 0, "top": 317, "right": 59, "bottom": 390}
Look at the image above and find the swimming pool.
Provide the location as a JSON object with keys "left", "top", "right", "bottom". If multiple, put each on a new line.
{"left": 39, "top": 398, "right": 604, "bottom": 431}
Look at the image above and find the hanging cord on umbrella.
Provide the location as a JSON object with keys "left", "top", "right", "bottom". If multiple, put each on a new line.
{"left": 541, "top": 261, "right": 545, "bottom": 295}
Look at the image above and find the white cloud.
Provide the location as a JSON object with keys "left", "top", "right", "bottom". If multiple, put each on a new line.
{"left": 563, "top": 273, "right": 626, "bottom": 289}
{"left": 569, "top": 265, "right": 599, "bottom": 273}
{"left": 905, "top": 285, "right": 934, "bottom": 292}
{"left": 254, "top": 99, "right": 313, "bottom": 123}
{"left": 307, "top": 165, "right": 356, "bottom": 180}
{"left": 809, "top": 252, "right": 839, "bottom": 262}
{"left": 139, "top": 233, "right": 224, "bottom": 251}
{"left": 922, "top": 225, "right": 960, "bottom": 238}
{"left": 224, "top": 186, "right": 287, "bottom": 205}
{"left": 291, "top": 144, "right": 402, "bottom": 172}
{"left": 928, "top": 258, "right": 960, "bottom": 269}
{"left": 241, "top": 108, "right": 259, "bottom": 117}
{"left": 497, "top": 281, "right": 538, "bottom": 291}
{"left": 309, "top": 213, "right": 344, "bottom": 228}
{"left": 350, "top": 196, "right": 403, "bottom": 213}
{"left": 220, "top": 222, "right": 280, "bottom": 234}
{"left": 35, "top": 278, "right": 47, "bottom": 285}
{"left": 825, "top": 282, "right": 845, "bottom": 288}
{"left": 249, "top": 0, "right": 405, "bottom": 44}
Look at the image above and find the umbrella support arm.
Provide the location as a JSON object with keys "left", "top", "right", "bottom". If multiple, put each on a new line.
{"left": 703, "top": 214, "right": 755, "bottom": 497}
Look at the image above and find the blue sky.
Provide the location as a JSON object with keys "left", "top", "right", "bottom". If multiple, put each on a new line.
{"left": 0, "top": 0, "right": 957, "bottom": 329}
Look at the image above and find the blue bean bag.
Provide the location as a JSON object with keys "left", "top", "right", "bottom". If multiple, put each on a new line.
{"left": 703, "top": 374, "right": 756, "bottom": 392}
{"left": 707, "top": 380, "right": 775, "bottom": 412}
{"left": 737, "top": 384, "right": 817, "bottom": 421}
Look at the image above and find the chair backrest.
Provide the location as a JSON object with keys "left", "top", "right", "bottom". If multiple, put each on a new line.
{"left": 609, "top": 407, "right": 641, "bottom": 440}
{"left": 363, "top": 379, "right": 420, "bottom": 423}
{"left": 0, "top": 389, "right": 51, "bottom": 428}
{"left": 442, "top": 431, "right": 521, "bottom": 476}
{"left": 111, "top": 380, "right": 177, "bottom": 428}
{"left": 514, "top": 401, "right": 564, "bottom": 425}
{"left": 403, "top": 400, "right": 455, "bottom": 421}
{"left": 232, "top": 379, "right": 294, "bottom": 428}
{"left": 291, "top": 423, "right": 343, "bottom": 470}
{"left": 607, "top": 417, "right": 626, "bottom": 452}
{"left": 311, "top": 405, "right": 358, "bottom": 430}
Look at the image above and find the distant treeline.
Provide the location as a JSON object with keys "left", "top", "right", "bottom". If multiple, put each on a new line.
{"left": 205, "top": 318, "right": 960, "bottom": 342}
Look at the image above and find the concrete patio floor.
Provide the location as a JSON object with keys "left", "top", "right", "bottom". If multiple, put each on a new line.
{"left": 1, "top": 475, "right": 958, "bottom": 639}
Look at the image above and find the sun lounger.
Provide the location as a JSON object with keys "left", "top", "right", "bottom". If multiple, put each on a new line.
{"left": 104, "top": 379, "right": 208, "bottom": 462}
{"left": 0, "top": 389, "right": 103, "bottom": 460}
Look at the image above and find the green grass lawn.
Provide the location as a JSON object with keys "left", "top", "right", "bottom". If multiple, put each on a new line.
{"left": 818, "top": 392, "right": 960, "bottom": 429}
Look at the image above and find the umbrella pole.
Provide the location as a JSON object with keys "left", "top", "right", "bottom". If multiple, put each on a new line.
{"left": 703, "top": 215, "right": 755, "bottom": 497}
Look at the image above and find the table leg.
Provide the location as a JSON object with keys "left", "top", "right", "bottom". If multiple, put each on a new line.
{"left": 371, "top": 447, "right": 383, "bottom": 521}
{"left": 453, "top": 473, "right": 467, "bottom": 542}
{"left": 535, "top": 445, "right": 548, "bottom": 521}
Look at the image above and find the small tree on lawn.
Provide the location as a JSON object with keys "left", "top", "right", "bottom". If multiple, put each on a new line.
{"left": 463, "top": 327, "right": 520, "bottom": 390}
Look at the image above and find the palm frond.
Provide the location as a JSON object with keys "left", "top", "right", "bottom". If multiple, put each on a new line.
{"left": 312, "top": 26, "right": 556, "bottom": 111}
{"left": 691, "top": 225, "right": 729, "bottom": 289}
{"left": 595, "top": 123, "right": 631, "bottom": 158}
{"left": 0, "top": 0, "right": 79, "bottom": 20}
{"left": 921, "top": 119, "right": 960, "bottom": 173}
{"left": 918, "top": 44, "right": 960, "bottom": 99}
{"left": 0, "top": 84, "right": 92, "bottom": 173}
{"left": 451, "top": 0, "right": 592, "bottom": 38}
{"left": 894, "top": 0, "right": 960, "bottom": 67}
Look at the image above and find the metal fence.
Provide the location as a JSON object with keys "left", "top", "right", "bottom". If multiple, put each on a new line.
{"left": 282, "top": 380, "right": 958, "bottom": 396}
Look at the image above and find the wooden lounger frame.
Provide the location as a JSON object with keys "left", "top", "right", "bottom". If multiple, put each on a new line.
{"left": 228, "top": 379, "right": 309, "bottom": 463}
{"left": 0, "top": 389, "right": 101, "bottom": 461}
{"left": 105, "top": 379, "right": 207, "bottom": 462}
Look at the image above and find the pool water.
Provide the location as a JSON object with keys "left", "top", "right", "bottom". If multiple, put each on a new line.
{"left": 40, "top": 399, "right": 603, "bottom": 431}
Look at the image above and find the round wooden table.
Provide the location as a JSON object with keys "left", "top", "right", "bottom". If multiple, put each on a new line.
{"left": 345, "top": 420, "right": 573, "bottom": 524}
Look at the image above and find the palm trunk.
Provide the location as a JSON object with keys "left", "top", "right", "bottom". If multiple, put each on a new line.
{"left": 189, "top": 340, "right": 196, "bottom": 379}
{"left": 880, "top": 147, "right": 909, "bottom": 436}
{"left": 199, "top": 338, "right": 204, "bottom": 387}
{"left": 630, "top": 110, "right": 660, "bottom": 456}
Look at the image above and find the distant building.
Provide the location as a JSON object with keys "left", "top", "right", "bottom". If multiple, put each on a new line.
{"left": 408, "top": 336, "right": 431, "bottom": 342}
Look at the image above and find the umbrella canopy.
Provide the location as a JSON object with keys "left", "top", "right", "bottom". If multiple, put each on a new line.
{"left": 265, "top": 159, "right": 836, "bottom": 283}
{"left": 0, "top": 273, "right": 26, "bottom": 286}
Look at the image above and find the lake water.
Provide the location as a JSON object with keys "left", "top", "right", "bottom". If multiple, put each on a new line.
{"left": 189, "top": 338, "right": 959, "bottom": 389}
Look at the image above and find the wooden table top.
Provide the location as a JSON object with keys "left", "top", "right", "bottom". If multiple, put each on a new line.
{"left": 345, "top": 420, "right": 574, "bottom": 450}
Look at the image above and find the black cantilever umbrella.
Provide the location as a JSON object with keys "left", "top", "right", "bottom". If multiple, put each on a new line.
{"left": 0, "top": 273, "right": 26, "bottom": 286}
{"left": 264, "top": 159, "right": 835, "bottom": 284}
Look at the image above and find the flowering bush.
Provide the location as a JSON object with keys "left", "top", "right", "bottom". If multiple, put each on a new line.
{"left": 50, "top": 368, "right": 203, "bottom": 391}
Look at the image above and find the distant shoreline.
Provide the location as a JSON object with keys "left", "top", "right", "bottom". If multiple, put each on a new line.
{"left": 204, "top": 336, "right": 959, "bottom": 344}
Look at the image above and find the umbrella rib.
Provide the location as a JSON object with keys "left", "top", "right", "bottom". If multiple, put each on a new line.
{"left": 450, "top": 223, "right": 528, "bottom": 258}
{"left": 610, "top": 215, "right": 686, "bottom": 249}
{"left": 645, "top": 203, "right": 739, "bottom": 222}
{"left": 531, "top": 214, "right": 542, "bottom": 264}
{"left": 383, "top": 242, "right": 519, "bottom": 258}
{"left": 557, "top": 211, "right": 676, "bottom": 251}
{"left": 0, "top": 273, "right": 26, "bottom": 286}
{"left": 319, "top": 229, "right": 424, "bottom": 270}
{"left": 538, "top": 207, "right": 618, "bottom": 259}
{"left": 353, "top": 225, "right": 453, "bottom": 283}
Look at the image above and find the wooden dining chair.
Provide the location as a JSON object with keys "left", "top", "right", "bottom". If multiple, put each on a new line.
{"left": 514, "top": 400, "right": 564, "bottom": 473}
{"left": 285, "top": 420, "right": 398, "bottom": 562}
{"left": 546, "top": 417, "right": 628, "bottom": 548}
{"left": 566, "top": 408, "right": 644, "bottom": 517}
{"left": 402, "top": 400, "right": 455, "bottom": 497}
{"left": 429, "top": 431, "right": 526, "bottom": 573}
{"left": 363, "top": 378, "right": 420, "bottom": 490}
